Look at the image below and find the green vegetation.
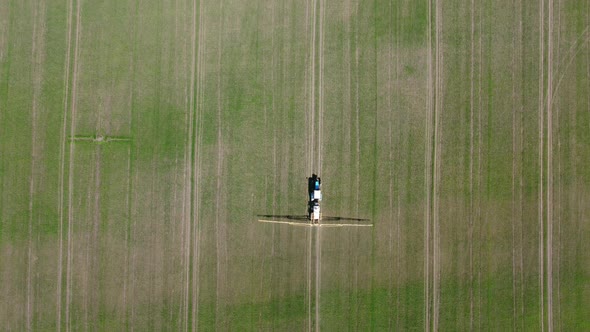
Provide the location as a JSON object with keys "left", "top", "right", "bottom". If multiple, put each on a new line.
{"left": 1, "top": 0, "right": 589, "bottom": 330}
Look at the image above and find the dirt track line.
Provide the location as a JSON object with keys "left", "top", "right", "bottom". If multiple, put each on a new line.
{"left": 469, "top": 0, "right": 476, "bottom": 328}
{"left": 310, "top": 0, "right": 317, "bottom": 173}
{"left": 183, "top": 0, "right": 200, "bottom": 328}
{"left": 270, "top": 0, "right": 277, "bottom": 259}
{"left": 510, "top": 0, "right": 519, "bottom": 327}
{"left": 550, "top": 27, "right": 589, "bottom": 105}
{"left": 386, "top": 0, "right": 395, "bottom": 325}
{"left": 307, "top": 226, "right": 312, "bottom": 331}
{"left": 91, "top": 145, "right": 102, "bottom": 330}
{"left": 122, "top": 0, "right": 137, "bottom": 325}
{"left": 394, "top": 5, "right": 402, "bottom": 328}
{"left": 65, "top": 0, "right": 82, "bottom": 330}
{"left": 303, "top": 0, "right": 312, "bottom": 174}
{"left": 307, "top": 0, "right": 318, "bottom": 324}
{"left": 424, "top": 0, "right": 434, "bottom": 328}
{"left": 555, "top": 3, "right": 563, "bottom": 324}
{"left": 123, "top": 143, "right": 132, "bottom": 325}
{"left": 214, "top": 0, "right": 224, "bottom": 327}
{"left": 519, "top": 14, "right": 526, "bottom": 326}
{"left": 547, "top": 0, "right": 554, "bottom": 329}
{"left": 192, "top": 1, "right": 206, "bottom": 329}
{"left": 477, "top": 2, "right": 484, "bottom": 327}
{"left": 303, "top": 0, "right": 312, "bottom": 329}
{"left": 435, "top": 4, "right": 444, "bottom": 320}
{"left": 354, "top": 5, "right": 360, "bottom": 217}
{"left": 27, "top": 4, "right": 42, "bottom": 329}
{"left": 56, "top": 0, "right": 75, "bottom": 328}
{"left": 178, "top": 1, "right": 190, "bottom": 325}
{"left": 315, "top": 227, "right": 321, "bottom": 332}
{"left": 538, "top": 0, "right": 545, "bottom": 329}
{"left": 432, "top": 0, "right": 443, "bottom": 328}
{"left": 317, "top": 0, "right": 324, "bottom": 175}
{"left": 316, "top": 2, "right": 325, "bottom": 326}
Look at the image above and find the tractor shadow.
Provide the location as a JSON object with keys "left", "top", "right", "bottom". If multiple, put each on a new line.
{"left": 257, "top": 214, "right": 309, "bottom": 221}
{"left": 256, "top": 214, "right": 370, "bottom": 222}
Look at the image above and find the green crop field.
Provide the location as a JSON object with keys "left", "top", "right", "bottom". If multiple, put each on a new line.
{"left": 1, "top": 0, "right": 589, "bottom": 330}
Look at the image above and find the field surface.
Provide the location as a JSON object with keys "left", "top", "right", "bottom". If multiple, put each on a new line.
{"left": 1, "top": 0, "right": 589, "bottom": 330}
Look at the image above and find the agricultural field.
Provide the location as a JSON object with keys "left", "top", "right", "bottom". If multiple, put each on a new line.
{"left": 1, "top": 0, "right": 589, "bottom": 330}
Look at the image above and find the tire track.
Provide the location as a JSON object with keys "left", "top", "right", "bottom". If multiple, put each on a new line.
{"left": 317, "top": 0, "right": 324, "bottom": 176}
{"left": 353, "top": 0, "right": 360, "bottom": 218}
{"left": 432, "top": 0, "right": 443, "bottom": 329}
{"left": 424, "top": 0, "right": 434, "bottom": 328}
{"left": 315, "top": 226, "right": 321, "bottom": 332}
{"left": 306, "top": 0, "right": 318, "bottom": 328}
{"left": 315, "top": 1, "right": 324, "bottom": 329}
{"left": 309, "top": 0, "right": 317, "bottom": 174}
{"left": 516, "top": 1, "right": 527, "bottom": 328}
{"left": 90, "top": 139, "right": 102, "bottom": 329}
{"left": 546, "top": 0, "right": 554, "bottom": 329}
{"left": 214, "top": 0, "right": 224, "bottom": 327}
{"left": 477, "top": 1, "right": 484, "bottom": 327}
{"left": 386, "top": 0, "right": 395, "bottom": 326}
{"left": 122, "top": 0, "right": 137, "bottom": 326}
{"left": 549, "top": 27, "right": 590, "bottom": 104}
{"left": 537, "top": 0, "right": 545, "bottom": 329}
{"left": 65, "top": 0, "right": 82, "bottom": 330}
{"left": 432, "top": 0, "right": 443, "bottom": 331}
{"left": 307, "top": 223, "right": 312, "bottom": 332}
{"left": 344, "top": 0, "right": 353, "bottom": 219}
{"left": 303, "top": 0, "right": 313, "bottom": 328}
{"left": 304, "top": 0, "right": 313, "bottom": 175}
{"left": 469, "top": 0, "right": 476, "bottom": 329}
{"left": 192, "top": 0, "right": 205, "bottom": 329}
{"left": 123, "top": 140, "right": 132, "bottom": 327}
{"left": 125, "top": 1, "right": 140, "bottom": 329}
{"left": 56, "top": 0, "right": 75, "bottom": 328}
{"left": 182, "top": 0, "right": 199, "bottom": 327}
{"left": 394, "top": 4, "right": 402, "bottom": 327}
{"left": 587, "top": 2, "right": 590, "bottom": 135}
{"left": 510, "top": 0, "right": 520, "bottom": 327}
{"left": 555, "top": 2, "right": 566, "bottom": 326}
{"left": 27, "top": 3, "right": 43, "bottom": 329}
